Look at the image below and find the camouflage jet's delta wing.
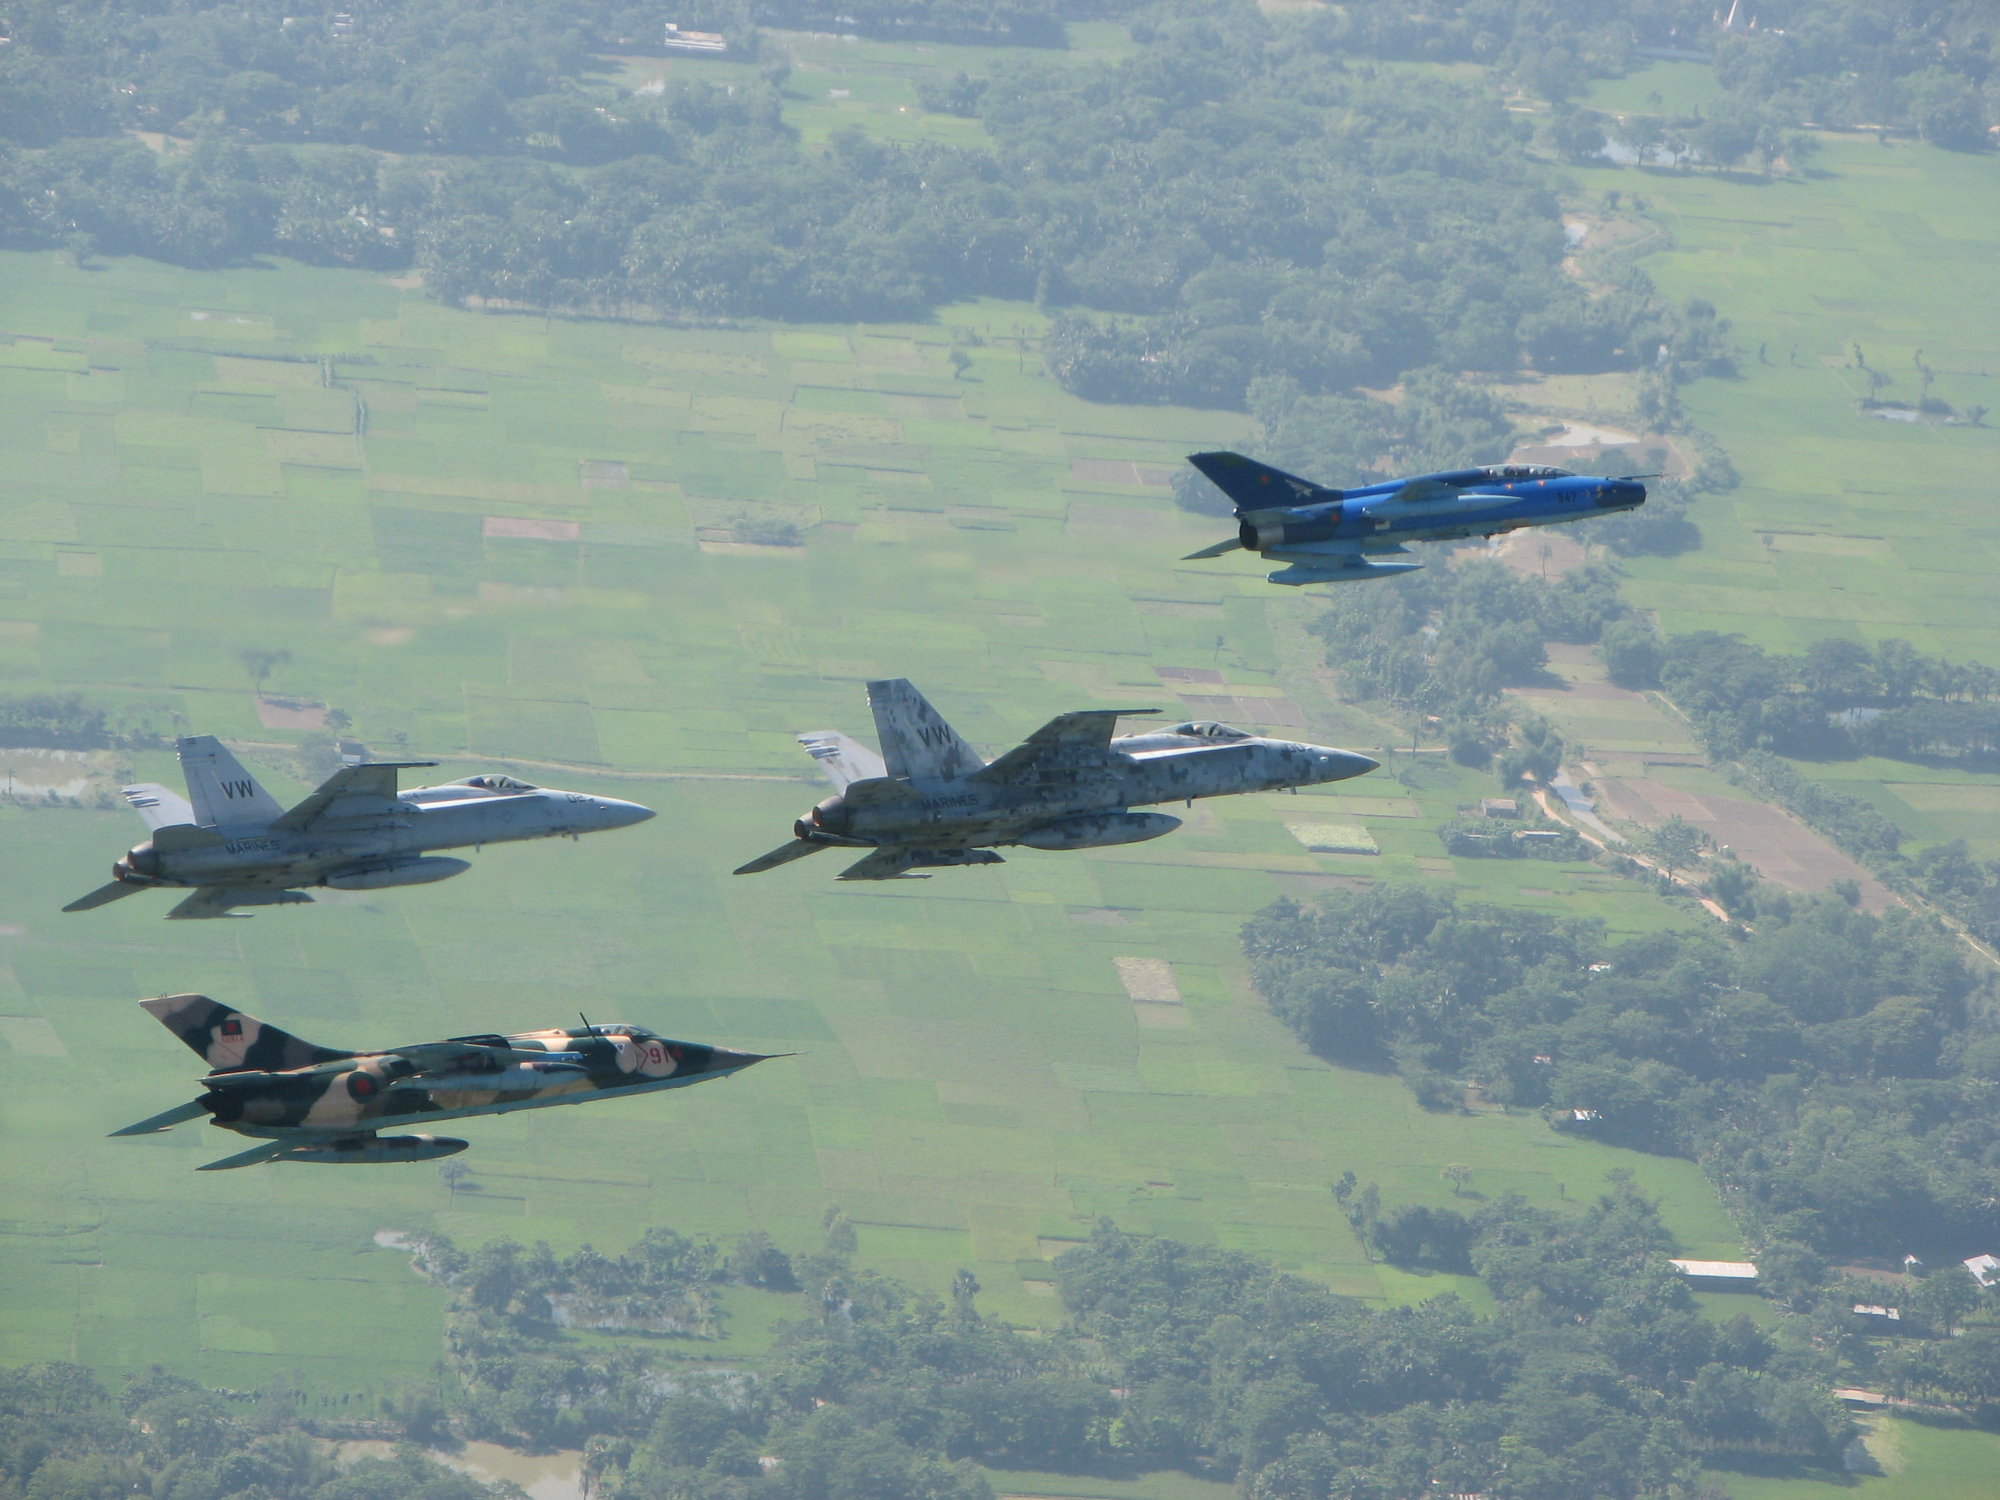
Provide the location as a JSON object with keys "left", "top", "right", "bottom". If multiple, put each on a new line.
{"left": 64, "top": 736, "right": 655, "bottom": 919}
{"left": 113, "top": 993, "right": 776, "bottom": 1170}
{"left": 734, "top": 679, "right": 1378, "bottom": 880}
{"left": 1181, "top": 450, "right": 1649, "bottom": 585}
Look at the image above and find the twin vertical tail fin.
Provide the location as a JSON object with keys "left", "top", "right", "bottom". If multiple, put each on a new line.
{"left": 178, "top": 735, "right": 285, "bottom": 828}
{"left": 866, "top": 680, "right": 986, "bottom": 780}
{"left": 138, "top": 994, "right": 352, "bottom": 1073}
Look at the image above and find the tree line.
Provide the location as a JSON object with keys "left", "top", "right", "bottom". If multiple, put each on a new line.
{"left": 397, "top": 1195, "right": 1861, "bottom": 1500}
{"left": 1245, "top": 881, "right": 2000, "bottom": 1261}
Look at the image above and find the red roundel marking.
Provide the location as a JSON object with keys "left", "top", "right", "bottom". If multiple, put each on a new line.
{"left": 346, "top": 1071, "right": 378, "bottom": 1099}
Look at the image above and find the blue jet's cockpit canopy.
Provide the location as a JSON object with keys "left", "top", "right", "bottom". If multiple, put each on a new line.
{"left": 1477, "top": 463, "right": 1573, "bottom": 481}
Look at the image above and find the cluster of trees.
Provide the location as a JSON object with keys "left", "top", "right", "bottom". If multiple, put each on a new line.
{"left": 0, "top": 693, "right": 113, "bottom": 749}
{"left": 0, "top": 1362, "right": 507, "bottom": 1500}
{"left": 1244, "top": 882, "right": 2000, "bottom": 1257}
{"left": 1306, "top": 557, "right": 1632, "bottom": 777}
{"left": 1624, "top": 629, "right": 2000, "bottom": 765}
{"left": 536, "top": 1198, "right": 1853, "bottom": 1500}
{"left": 1317, "top": 0, "right": 1997, "bottom": 150}
{"left": 0, "top": 0, "right": 1672, "bottom": 416}
{"left": 411, "top": 1226, "right": 799, "bottom": 1448}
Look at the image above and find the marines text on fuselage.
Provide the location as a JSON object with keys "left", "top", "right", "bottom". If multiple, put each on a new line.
{"left": 64, "top": 736, "right": 654, "bottom": 919}
{"left": 112, "top": 993, "right": 772, "bottom": 1170}
{"left": 1182, "top": 450, "right": 1648, "bottom": 585}
{"left": 736, "top": 679, "right": 1379, "bottom": 880}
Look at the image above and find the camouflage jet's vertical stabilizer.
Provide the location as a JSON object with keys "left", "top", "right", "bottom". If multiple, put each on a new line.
{"left": 177, "top": 736, "right": 287, "bottom": 828}
{"left": 866, "top": 679, "right": 986, "bottom": 780}
{"left": 138, "top": 993, "right": 354, "bottom": 1072}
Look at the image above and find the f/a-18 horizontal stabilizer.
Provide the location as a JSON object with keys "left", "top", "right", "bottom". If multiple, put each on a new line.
{"left": 109, "top": 1099, "right": 208, "bottom": 1136}
{"left": 797, "top": 731, "right": 888, "bottom": 791}
{"left": 166, "top": 887, "right": 314, "bottom": 920}
{"left": 121, "top": 782, "right": 196, "bottom": 831}
{"left": 1186, "top": 451, "right": 1330, "bottom": 511}
{"left": 734, "top": 839, "right": 833, "bottom": 875}
{"left": 838, "top": 847, "right": 1005, "bottom": 880}
{"left": 62, "top": 880, "right": 146, "bottom": 913}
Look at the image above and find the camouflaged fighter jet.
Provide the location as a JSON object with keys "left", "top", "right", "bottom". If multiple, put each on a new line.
{"left": 113, "top": 993, "right": 774, "bottom": 1170}
{"left": 1182, "top": 450, "right": 1649, "bottom": 585}
{"left": 64, "top": 736, "right": 654, "bottom": 919}
{"left": 735, "top": 679, "right": 1379, "bottom": 880}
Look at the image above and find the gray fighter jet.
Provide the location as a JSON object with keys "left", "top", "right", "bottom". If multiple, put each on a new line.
{"left": 735, "top": 679, "right": 1379, "bottom": 880}
{"left": 65, "top": 737, "right": 654, "bottom": 919}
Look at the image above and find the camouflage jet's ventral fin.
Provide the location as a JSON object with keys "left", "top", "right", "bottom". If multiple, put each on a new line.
{"left": 177, "top": 736, "right": 285, "bottom": 828}
{"left": 1186, "top": 452, "right": 1331, "bottom": 511}
{"left": 138, "top": 993, "right": 354, "bottom": 1072}
{"left": 165, "top": 886, "right": 312, "bottom": 920}
{"left": 974, "top": 709, "right": 1160, "bottom": 785}
{"left": 269, "top": 761, "right": 433, "bottom": 833}
{"left": 796, "top": 731, "right": 888, "bottom": 791}
{"left": 121, "top": 782, "right": 196, "bottom": 831}
{"left": 866, "top": 680, "right": 986, "bottom": 781}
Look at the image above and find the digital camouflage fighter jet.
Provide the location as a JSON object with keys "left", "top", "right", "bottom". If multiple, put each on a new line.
{"left": 113, "top": 993, "right": 774, "bottom": 1170}
{"left": 1182, "top": 450, "right": 1649, "bottom": 585}
{"left": 64, "top": 736, "right": 654, "bottom": 919}
{"left": 735, "top": 679, "right": 1379, "bottom": 880}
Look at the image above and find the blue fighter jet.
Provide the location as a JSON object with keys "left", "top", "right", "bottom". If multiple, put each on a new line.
{"left": 1181, "top": 451, "right": 1648, "bottom": 585}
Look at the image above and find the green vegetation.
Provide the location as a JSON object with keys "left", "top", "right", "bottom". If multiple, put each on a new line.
{"left": 1246, "top": 883, "right": 2000, "bottom": 1258}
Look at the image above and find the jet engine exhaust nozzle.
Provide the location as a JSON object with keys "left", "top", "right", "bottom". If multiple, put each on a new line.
{"left": 115, "top": 842, "right": 162, "bottom": 885}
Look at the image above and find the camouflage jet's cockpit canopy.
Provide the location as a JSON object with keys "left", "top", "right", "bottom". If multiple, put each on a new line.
{"left": 1477, "top": 464, "right": 1574, "bottom": 481}
{"left": 1164, "top": 722, "right": 1252, "bottom": 742}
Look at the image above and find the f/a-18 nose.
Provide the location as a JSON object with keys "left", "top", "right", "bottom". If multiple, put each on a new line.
{"left": 589, "top": 796, "right": 656, "bottom": 830}
{"left": 1314, "top": 749, "right": 1380, "bottom": 783}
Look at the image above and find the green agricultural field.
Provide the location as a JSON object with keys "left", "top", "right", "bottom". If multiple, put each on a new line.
{"left": 1567, "top": 109, "right": 2000, "bottom": 856}
{"left": 0, "top": 248, "right": 1727, "bottom": 1399}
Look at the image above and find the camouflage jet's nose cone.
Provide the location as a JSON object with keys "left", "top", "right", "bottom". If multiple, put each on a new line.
{"left": 706, "top": 1047, "right": 780, "bottom": 1076}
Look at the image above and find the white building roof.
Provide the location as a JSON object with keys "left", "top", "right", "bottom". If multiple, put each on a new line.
{"left": 1965, "top": 1253, "right": 2000, "bottom": 1288}
{"left": 1670, "top": 1258, "right": 1759, "bottom": 1280}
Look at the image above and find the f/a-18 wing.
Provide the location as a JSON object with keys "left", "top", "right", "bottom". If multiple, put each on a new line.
{"left": 269, "top": 761, "right": 436, "bottom": 832}
{"left": 797, "top": 731, "right": 888, "bottom": 791}
{"left": 972, "top": 709, "right": 1159, "bottom": 785}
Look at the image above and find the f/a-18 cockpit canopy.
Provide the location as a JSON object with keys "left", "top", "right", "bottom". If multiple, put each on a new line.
{"left": 1477, "top": 463, "right": 1574, "bottom": 481}
{"left": 453, "top": 774, "right": 539, "bottom": 793}
{"left": 1166, "top": 721, "right": 1252, "bottom": 742}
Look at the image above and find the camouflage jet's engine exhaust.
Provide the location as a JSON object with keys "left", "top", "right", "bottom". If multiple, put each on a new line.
{"left": 735, "top": 679, "right": 1377, "bottom": 880}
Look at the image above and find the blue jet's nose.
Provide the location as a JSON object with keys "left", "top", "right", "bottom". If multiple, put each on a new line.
{"left": 1599, "top": 479, "right": 1647, "bottom": 509}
